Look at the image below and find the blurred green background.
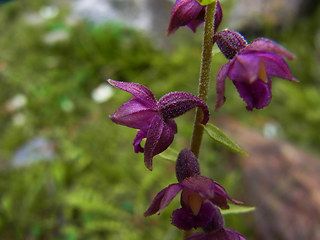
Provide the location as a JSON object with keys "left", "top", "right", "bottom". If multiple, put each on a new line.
{"left": 0, "top": 0, "right": 319, "bottom": 239}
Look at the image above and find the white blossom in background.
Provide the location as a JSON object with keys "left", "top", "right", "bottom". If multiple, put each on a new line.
{"left": 91, "top": 84, "right": 114, "bottom": 103}
{"left": 6, "top": 94, "right": 27, "bottom": 112}
{"left": 39, "top": 5, "right": 59, "bottom": 19}
{"left": 43, "top": 29, "right": 70, "bottom": 45}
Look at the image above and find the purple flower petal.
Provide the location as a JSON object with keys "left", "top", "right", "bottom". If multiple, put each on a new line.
{"left": 133, "top": 130, "right": 147, "bottom": 153}
{"left": 258, "top": 53, "right": 298, "bottom": 81}
{"left": 233, "top": 78, "right": 271, "bottom": 111}
{"left": 171, "top": 207, "right": 195, "bottom": 230}
{"left": 107, "top": 79, "right": 157, "bottom": 108}
{"left": 227, "top": 54, "right": 261, "bottom": 83}
{"left": 144, "top": 115, "right": 177, "bottom": 170}
{"left": 172, "top": 200, "right": 216, "bottom": 230}
{"left": 214, "top": 1, "right": 223, "bottom": 33}
{"left": 181, "top": 175, "right": 238, "bottom": 209}
{"left": 167, "top": 0, "right": 204, "bottom": 35}
{"left": 109, "top": 99, "right": 157, "bottom": 131}
{"left": 144, "top": 183, "right": 183, "bottom": 216}
{"left": 240, "top": 38, "right": 295, "bottom": 60}
{"left": 185, "top": 233, "right": 208, "bottom": 240}
{"left": 215, "top": 61, "right": 232, "bottom": 111}
{"left": 186, "top": 228, "right": 247, "bottom": 240}
{"left": 181, "top": 175, "right": 215, "bottom": 200}
{"left": 225, "top": 229, "right": 248, "bottom": 240}
{"left": 187, "top": 7, "right": 206, "bottom": 32}
{"left": 159, "top": 91, "right": 209, "bottom": 124}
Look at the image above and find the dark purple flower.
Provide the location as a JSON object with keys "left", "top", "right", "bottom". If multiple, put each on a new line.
{"left": 144, "top": 149, "right": 240, "bottom": 230}
{"left": 214, "top": 31, "right": 298, "bottom": 111}
{"left": 108, "top": 80, "right": 209, "bottom": 170}
{"left": 167, "top": 0, "right": 223, "bottom": 35}
{"left": 182, "top": 198, "right": 247, "bottom": 239}
{"left": 186, "top": 228, "right": 247, "bottom": 240}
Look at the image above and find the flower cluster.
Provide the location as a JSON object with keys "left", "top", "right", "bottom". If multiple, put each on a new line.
{"left": 145, "top": 149, "right": 245, "bottom": 239}
{"left": 108, "top": 0, "right": 297, "bottom": 238}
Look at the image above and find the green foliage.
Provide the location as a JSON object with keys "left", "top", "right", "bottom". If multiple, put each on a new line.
{"left": 203, "top": 123, "right": 248, "bottom": 156}
{"left": 221, "top": 204, "right": 255, "bottom": 216}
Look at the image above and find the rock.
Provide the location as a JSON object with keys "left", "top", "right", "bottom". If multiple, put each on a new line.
{"left": 12, "top": 137, "right": 55, "bottom": 167}
{"left": 216, "top": 116, "right": 320, "bottom": 240}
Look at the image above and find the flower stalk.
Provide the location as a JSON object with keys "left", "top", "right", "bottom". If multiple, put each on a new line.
{"left": 190, "top": 1, "right": 217, "bottom": 159}
{"left": 187, "top": 1, "right": 217, "bottom": 238}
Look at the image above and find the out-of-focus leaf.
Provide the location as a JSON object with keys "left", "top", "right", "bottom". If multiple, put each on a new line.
{"left": 203, "top": 123, "right": 248, "bottom": 156}
{"left": 158, "top": 146, "right": 179, "bottom": 162}
{"left": 221, "top": 204, "right": 255, "bottom": 215}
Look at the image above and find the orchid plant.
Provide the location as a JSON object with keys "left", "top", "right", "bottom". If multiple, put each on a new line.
{"left": 108, "top": 0, "right": 297, "bottom": 239}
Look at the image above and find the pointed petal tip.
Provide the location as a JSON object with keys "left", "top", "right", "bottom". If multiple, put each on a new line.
{"left": 107, "top": 79, "right": 115, "bottom": 85}
{"left": 293, "top": 77, "right": 299, "bottom": 82}
{"left": 144, "top": 156, "right": 153, "bottom": 171}
{"left": 214, "top": 96, "right": 226, "bottom": 112}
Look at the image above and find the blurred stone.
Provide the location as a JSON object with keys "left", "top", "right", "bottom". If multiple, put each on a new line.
{"left": 12, "top": 137, "right": 55, "bottom": 167}
{"left": 216, "top": 116, "right": 320, "bottom": 240}
{"left": 71, "top": 0, "right": 172, "bottom": 33}
{"left": 228, "top": 0, "right": 309, "bottom": 30}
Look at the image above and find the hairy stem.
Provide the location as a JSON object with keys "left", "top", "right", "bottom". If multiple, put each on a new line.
{"left": 190, "top": 2, "right": 217, "bottom": 159}
{"left": 185, "top": 2, "right": 217, "bottom": 239}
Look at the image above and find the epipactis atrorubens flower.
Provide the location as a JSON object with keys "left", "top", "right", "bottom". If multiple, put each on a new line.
{"left": 144, "top": 149, "right": 241, "bottom": 230}
{"left": 108, "top": 80, "right": 209, "bottom": 171}
{"left": 167, "top": 0, "right": 223, "bottom": 35}
{"left": 213, "top": 30, "right": 298, "bottom": 111}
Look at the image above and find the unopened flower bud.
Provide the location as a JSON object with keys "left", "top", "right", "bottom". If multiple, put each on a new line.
{"left": 176, "top": 149, "right": 200, "bottom": 182}
{"left": 213, "top": 30, "right": 247, "bottom": 59}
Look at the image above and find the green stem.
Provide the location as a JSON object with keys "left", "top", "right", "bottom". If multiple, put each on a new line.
{"left": 185, "top": 3, "right": 217, "bottom": 239}
{"left": 190, "top": 2, "right": 217, "bottom": 159}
